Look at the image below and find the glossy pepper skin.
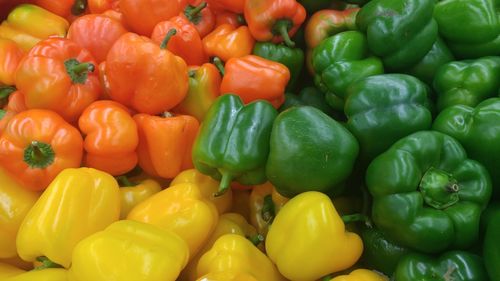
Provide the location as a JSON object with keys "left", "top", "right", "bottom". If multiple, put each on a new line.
{"left": 15, "top": 37, "right": 101, "bottom": 123}
{"left": 184, "top": 1, "right": 215, "bottom": 38}
{"left": 0, "top": 109, "right": 83, "bottom": 191}
{"left": 394, "top": 251, "right": 488, "bottom": 281}
{"left": 117, "top": 176, "right": 162, "bottom": 219}
{"left": 483, "top": 208, "right": 500, "bottom": 281}
{"left": 266, "top": 191, "right": 363, "bottom": 281}
{"left": 433, "top": 56, "right": 500, "bottom": 111}
{"left": 220, "top": 55, "right": 290, "bottom": 108}
{"left": 331, "top": 269, "right": 388, "bottom": 281}
{"left": 207, "top": 0, "right": 244, "bottom": 13}
{"left": 0, "top": 38, "right": 23, "bottom": 86}
{"left": 356, "top": 0, "right": 438, "bottom": 70}
{"left": 197, "top": 234, "right": 285, "bottom": 281}
{"left": 0, "top": 90, "right": 27, "bottom": 134}
{"left": 88, "top": 0, "right": 119, "bottom": 14}
{"left": 0, "top": 4, "right": 69, "bottom": 52}
{"left": 79, "top": 100, "right": 139, "bottom": 176}
{"left": 305, "top": 8, "right": 359, "bottom": 50}
{"left": 366, "top": 131, "right": 492, "bottom": 254}
{"left": 4, "top": 268, "right": 67, "bottom": 281}
{"left": 192, "top": 94, "right": 278, "bottom": 196}
{"left": 68, "top": 220, "right": 189, "bottom": 281}
{"left": 104, "top": 32, "right": 189, "bottom": 115}
{"left": 197, "top": 272, "right": 258, "bottom": 281}
{"left": 33, "top": 0, "right": 88, "bottom": 18}
{"left": 133, "top": 113, "right": 199, "bottom": 179}
{"left": 202, "top": 24, "right": 255, "bottom": 62}
{"left": 249, "top": 182, "right": 288, "bottom": 236}
{"left": 16, "top": 167, "right": 120, "bottom": 268}
{"left": 266, "top": 106, "right": 359, "bottom": 197}
{"left": 434, "top": 0, "right": 500, "bottom": 58}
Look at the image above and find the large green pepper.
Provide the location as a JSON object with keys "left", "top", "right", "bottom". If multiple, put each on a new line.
{"left": 192, "top": 94, "right": 277, "bottom": 196}
{"left": 433, "top": 98, "right": 500, "bottom": 198}
{"left": 434, "top": 0, "right": 500, "bottom": 59}
{"left": 266, "top": 106, "right": 359, "bottom": 197}
{"left": 312, "top": 31, "right": 384, "bottom": 111}
{"left": 394, "top": 251, "right": 488, "bottom": 281}
{"left": 344, "top": 74, "right": 433, "bottom": 163}
{"left": 279, "top": 87, "right": 338, "bottom": 118}
{"left": 367, "top": 131, "right": 492, "bottom": 253}
{"left": 483, "top": 206, "right": 500, "bottom": 281}
{"left": 433, "top": 56, "right": 500, "bottom": 112}
{"left": 356, "top": 0, "right": 438, "bottom": 70}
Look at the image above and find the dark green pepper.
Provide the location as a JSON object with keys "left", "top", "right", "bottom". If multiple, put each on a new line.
{"left": 279, "top": 87, "right": 337, "bottom": 117}
{"left": 483, "top": 205, "right": 500, "bottom": 281}
{"left": 192, "top": 94, "right": 277, "bottom": 196}
{"left": 266, "top": 106, "right": 359, "bottom": 197}
{"left": 367, "top": 131, "right": 492, "bottom": 253}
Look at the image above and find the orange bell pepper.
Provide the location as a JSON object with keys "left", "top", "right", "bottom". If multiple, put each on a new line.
{"left": 207, "top": 0, "right": 244, "bottom": 13}
{"left": 67, "top": 14, "right": 128, "bottom": 63}
{"left": 184, "top": 1, "right": 215, "bottom": 38}
{"left": 0, "top": 38, "right": 23, "bottom": 86}
{"left": 151, "top": 16, "right": 207, "bottom": 66}
{"left": 249, "top": 182, "right": 289, "bottom": 236}
{"left": 120, "top": 0, "right": 188, "bottom": 36}
{"left": 214, "top": 11, "right": 244, "bottom": 28}
{"left": 0, "top": 109, "right": 83, "bottom": 191}
{"left": 230, "top": 189, "right": 252, "bottom": 222}
{"left": 33, "top": 0, "right": 88, "bottom": 18}
{"left": 15, "top": 37, "right": 101, "bottom": 124}
{"left": 88, "top": 0, "right": 119, "bottom": 14}
{"left": 0, "top": 90, "right": 27, "bottom": 134}
{"left": 78, "top": 100, "right": 139, "bottom": 176}
{"left": 244, "top": 0, "right": 306, "bottom": 47}
{"left": 134, "top": 113, "right": 199, "bottom": 179}
{"left": 220, "top": 55, "right": 290, "bottom": 108}
{"left": 104, "top": 32, "right": 189, "bottom": 115}
{"left": 202, "top": 24, "right": 254, "bottom": 62}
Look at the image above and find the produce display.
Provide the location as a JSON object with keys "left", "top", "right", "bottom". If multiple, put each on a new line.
{"left": 0, "top": 0, "right": 499, "bottom": 280}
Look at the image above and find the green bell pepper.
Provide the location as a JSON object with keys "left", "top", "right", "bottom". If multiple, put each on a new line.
{"left": 192, "top": 94, "right": 277, "bottom": 196}
{"left": 252, "top": 42, "right": 304, "bottom": 91}
{"left": 433, "top": 98, "right": 500, "bottom": 198}
{"left": 266, "top": 106, "right": 359, "bottom": 197}
{"left": 312, "top": 30, "right": 384, "bottom": 111}
{"left": 367, "top": 131, "right": 492, "bottom": 253}
{"left": 434, "top": 0, "right": 500, "bottom": 59}
{"left": 433, "top": 56, "right": 500, "bottom": 112}
{"left": 356, "top": 0, "right": 438, "bottom": 70}
{"left": 394, "top": 251, "right": 488, "bottom": 281}
{"left": 483, "top": 205, "right": 500, "bottom": 281}
{"left": 279, "top": 87, "right": 338, "bottom": 118}
{"left": 344, "top": 74, "right": 433, "bottom": 163}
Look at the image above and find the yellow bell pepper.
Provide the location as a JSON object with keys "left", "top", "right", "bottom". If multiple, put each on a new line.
{"left": 266, "top": 191, "right": 363, "bottom": 281}
{"left": 0, "top": 4, "right": 69, "bottom": 52}
{"left": 127, "top": 182, "right": 219, "bottom": 258}
{"left": 197, "top": 234, "right": 286, "bottom": 281}
{"left": 230, "top": 189, "right": 252, "bottom": 221}
{"left": 249, "top": 182, "right": 288, "bottom": 236}
{"left": 68, "top": 220, "right": 189, "bottom": 281}
{"left": 170, "top": 169, "right": 233, "bottom": 214}
{"left": 0, "top": 167, "right": 39, "bottom": 259}
{"left": 331, "top": 269, "right": 388, "bottom": 281}
{"left": 196, "top": 272, "right": 259, "bottom": 281}
{"left": 4, "top": 268, "right": 67, "bottom": 281}
{"left": 16, "top": 167, "right": 120, "bottom": 268}
{"left": 116, "top": 175, "right": 162, "bottom": 219}
{"left": 0, "top": 262, "right": 25, "bottom": 279}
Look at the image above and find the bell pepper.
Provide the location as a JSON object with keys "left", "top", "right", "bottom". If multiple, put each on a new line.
{"left": 483, "top": 207, "right": 500, "bottom": 281}
{"left": 4, "top": 268, "right": 67, "bottom": 281}
{"left": 214, "top": 11, "right": 244, "bottom": 28}
{"left": 88, "top": 0, "right": 119, "bottom": 14}
{"left": 119, "top": 0, "right": 188, "bottom": 36}
{"left": 0, "top": 109, "right": 83, "bottom": 191}
{"left": 305, "top": 8, "right": 359, "bottom": 50}
{"left": 230, "top": 189, "right": 252, "bottom": 221}
{"left": 249, "top": 182, "right": 288, "bottom": 236}
{"left": 0, "top": 262, "right": 25, "bottom": 279}
{"left": 0, "top": 167, "right": 39, "bottom": 259}
{"left": 433, "top": 56, "right": 500, "bottom": 112}
{"left": 266, "top": 191, "right": 364, "bottom": 280}
{"left": 172, "top": 63, "right": 221, "bottom": 122}
{"left": 79, "top": 100, "right": 139, "bottom": 176}
{"left": 345, "top": 74, "right": 433, "bottom": 163}
{"left": 67, "top": 14, "right": 127, "bottom": 63}
{"left": 33, "top": 0, "right": 88, "bottom": 18}
{"left": 127, "top": 182, "right": 219, "bottom": 258}
{"left": 196, "top": 272, "right": 258, "bottom": 281}
{"left": 170, "top": 169, "right": 233, "bottom": 215}
{"left": 252, "top": 42, "right": 304, "bottom": 91}
{"left": 197, "top": 234, "right": 285, "bottom": 281}
{"left": 394, "top": 251, "right": 488, "bottom": 281}
{"left": 220, "top": 55, "right": 290, "bottom": 108}
{"left": 116, "top": 176, "right": 162, "bottom": 219}
{"left": 207, "top": 0, "right": 244, "bottom": 13}
{"left": 366, "top": 131, "right": 492, "bottom": 253}
{"left": 0, "top": 4, "right": 69, "bottom": 52}
{"left": 202, "top": 24, "right": 255, "bottom": 62}
{"left": 133, "top": 113, "right": 199, "bottom": 179}
{"left": 356, "top": 0, "right": 438, "bottom": 70}
{"left": 434, "top": 0, "right": 500, "bottom": 59}
{"left": 433, "top": 98, "right": 500, "bottom": 197}
{"left": 330, "top": 269, "right": 388, "bottom": 281}
{"left": 244, "top": 0, "right": 306, "bottom": 47}
{"left": 184, "top": 1, "right": 215, "bottom": 38}
{"left": 0, "top": 90, "right": 26, "bottom": 134}
{"left": 68, "top": 220, "right": 189, "bottom": 281}
{"left": 103, "top": 32, "right": 189, "bottom": 115}
{"left": 266, "top": 106, "right": 359, "bottom": 197}
{"left": 279, "top": 87, "right": 338, "bottom": 118}
{"left": 312, "top": 31, "right": 384, "bottom": 111}
{"left": 15, "top": 37, "right": 101, "bottom": 123}
{"left": 192, "top": 94, "right": 278, "bottom": 196}
{"left": 16, "top": 167, "right": 120, "bottom": 268}
{"left": 0, "top": 38, "right": 23, "bottom": 86}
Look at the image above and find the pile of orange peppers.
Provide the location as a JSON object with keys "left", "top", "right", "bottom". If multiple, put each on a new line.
{"left": 0, "top": 1, "right": 388, "bottom": 281}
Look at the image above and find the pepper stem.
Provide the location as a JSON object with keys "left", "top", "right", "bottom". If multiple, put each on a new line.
{"left": 237, "top": 14, "right": 246, "bottom": 25}
{"left": 247, "top": 234, "right": 264, "bottom": 246}
{"left": 321, "top": 275, "right": 332, "bottom": 281}
{"left": 341, "top": 213, "right": 370, "bottom": 225}
{"left": 214, "top": 171, "right": 232, "bottom": 197}
{"left": 0, "top": 86, "right": 16, "bottom": 107}
{"left": 23, "top": 141, "right": 55, "bottom": 169}
{"left": 160, "top": 29, "right": 177, "bottom": 49}
{"left": 71, "top": 0, "right": 87, "bottom": 15}
{"left": 34, "top": 256, "right": 63, "bottom": 270}
{"left": 0, "top": 109, "right": 6, "bottom": 120}
{"left": 116, "top": 175, "right": 136, "bottom": 187}
{"left": 160, "top": 111, "right": 175, "bottom": 118}
{"left": 261, "top": 194, "right": 276, "bottom": 223}
{"left": 65, "top": 58, "right": 95, "bottom": 84}
{"left": 184, "top": 2, "right": 207, "bottom": 23}
{"left": 273, "top": 19, "right": 295, "bottom": 47}
{"left": 213, "top": 57, "right": 225, "bottom": 76}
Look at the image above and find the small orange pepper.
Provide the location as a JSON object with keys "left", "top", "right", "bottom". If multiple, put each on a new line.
{"left": 184, "top": 1, "right": 216, "bottom": 38}
{"left": 202, "top": 24, "right": 254, "bottom": 62}
{"left": 0, "top": 38, "right": 23, "bottom": 86}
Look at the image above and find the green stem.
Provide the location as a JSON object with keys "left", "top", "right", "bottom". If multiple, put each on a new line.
{"left": 213, "top": 57, "right": 225, "bottom": 76}
{"left": 273, "top": 19, "right": 295, "bottom": 47}
{"left": 65, "top": 58, "right": 95, "bottom": 84}
{"left": 237, "top": 14, "right": 246, "bottom": 25}
{"left": 116, "top": 175, "right": 136, "bottom": 187}
{"left": 321, "top": 275, "right": 332, "bottom": 281}
{"left": 247, "top": 234, "right": 264, "bottom": 246}
{"left": 160, "top": 29, "right": 177, "bottom": 49}
{"left": 71, "top": 0, "right": 87, "bottom": 15}
{"left": 34, "top": 256, "right": 63, "bottom": 270}
{"left": 185, "top": 2, "right": 207, "bottom": 21}
{"left": 0, "top": 86, "right": 16, "bottom": 107}
{"left": 214, "top": 171, "right": 232, "bottom": 197}
{"left": 341, "top": 213, "right": 370, "bottom": 225}
{"left": 261, "top": 194, "right": 276, "bottom": 223}
{"left": 23, "top": 141, "right": 55, "bottom": 169}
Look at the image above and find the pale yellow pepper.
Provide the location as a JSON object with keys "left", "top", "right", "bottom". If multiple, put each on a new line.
{"left": 0, "top": 262, "right": 25, "bottom": 279}
{"left": 16, "top": 167, "right": 121, "bottom": 268}
{"left": 249, "top": 182, "right": 288, "bottom": 236}
{"left": 331, "top": 269, "right": 389, "bottom": 281}
{"left": 117, "top": 176, "right": 162, "bottom": 219}
{"left": 4, "top": 268, "right": 67, "bottom": 281}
